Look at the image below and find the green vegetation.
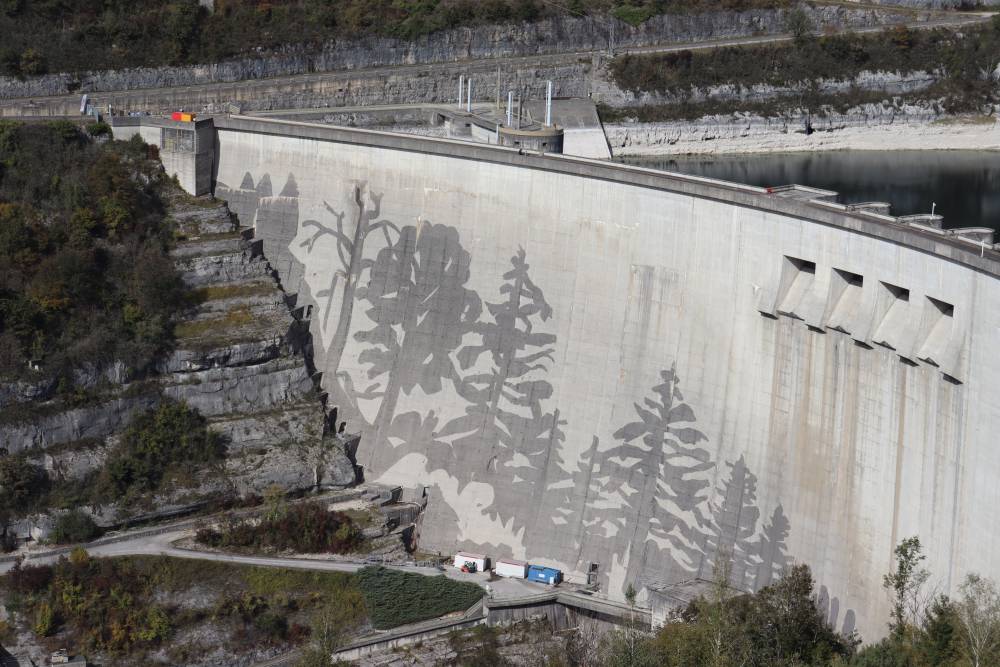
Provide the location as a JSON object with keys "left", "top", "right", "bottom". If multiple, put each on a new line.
{"left": 173, "top": 304, "right": 254, "bottom": 340}
{"left": 0, "top": 453, "right": 48, "bottom": 517}
{"left": 593, "top": 539, "right": 1000, "bottom": 667}
{"left": 100, "top": 400, "right": 225, "bottom": 501}
{"left": 190, "top": 282, "right": 275, "bottom": 303}
{"left": 50, "top": 509, "right": 103, "bottom": 544}
{"left": 356, "top": 565, "right": 484, "bottom": 629}
{"left": 1, "top": 554, "right": 366, "bottom": 662}
{"left": 0, "top": 121, "right": 184, "bottom": 390}
{"left": 609, "top": 18, "right": 1000, "bottom": 119}
{"left": 1, "top": 401, "right": 224, "bottom": 528}
{"left": 0, "top": 0, "right": 791, "bottom": 77}
{"left": 195, "top": 500, "right": 364, "bottom": 554}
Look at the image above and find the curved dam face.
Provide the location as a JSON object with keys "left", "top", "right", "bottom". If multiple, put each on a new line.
{"left": 212, "top": 116, "right": 1000, "bottom": 640}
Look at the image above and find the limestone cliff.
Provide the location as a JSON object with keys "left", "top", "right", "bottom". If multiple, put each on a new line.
{"left": 0, "top": 5, "right": 926, "bottom": 101}
{"left": 0, "top": 191, "right": 355, "bottom": 530}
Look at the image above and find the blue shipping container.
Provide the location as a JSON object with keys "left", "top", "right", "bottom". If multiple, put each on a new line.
{"left": 527, "top": 565, "right": 562, "bottom": 585}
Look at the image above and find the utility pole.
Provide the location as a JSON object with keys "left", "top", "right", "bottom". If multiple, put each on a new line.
{"left": 506, "top": 90, "right": 513, "bottom": 126}
{"left": 467, "top": 78, "right": 472, "bottom": 113}
{"left": 496, "top": 66, "right": 501, "bottom": 111}
{"left": 458, "top": 75, "right": 464, "bottom": 108}
{"left": 545, "top": 80, "right": 553, "bottom": 127}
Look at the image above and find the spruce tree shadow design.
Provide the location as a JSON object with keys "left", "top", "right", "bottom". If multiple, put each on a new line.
{"left": 590, "top": 367, "right": 715, "bottom": 592}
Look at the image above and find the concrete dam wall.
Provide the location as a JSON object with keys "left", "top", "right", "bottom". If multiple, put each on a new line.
{"left": 210, "top": 116, "right": 1000, "bottom": 640}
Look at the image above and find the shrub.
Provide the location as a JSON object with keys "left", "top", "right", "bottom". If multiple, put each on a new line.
{"left": 356, "top": 566, "right": 484, "bottom": 629}
{"left": 85, "top": 121, "right": 110, "bottom": 137}
{"left": 100, "top": 400, "right": 225, "bottom": 499}
{"left": 0, "top": 454, "right": 48, "bottom": 515}
{"left": 50, "top": 509, "right": 102, "bottom": 544}
{"left": 612, "top": 4, "right": 654, "bottom": 27}
{"left": 33, "top": 601, "right": 54, "bottom": 636}
{"left": 196, "top": 501, "right": 363, "bottom": 554}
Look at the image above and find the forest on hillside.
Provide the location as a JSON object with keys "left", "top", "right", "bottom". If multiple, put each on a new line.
{"left": 0, "top": 0, "right": 792, "bottom": 77}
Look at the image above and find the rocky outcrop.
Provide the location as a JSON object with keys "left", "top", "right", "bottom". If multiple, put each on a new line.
{"left": 594, "top": 68, "right": 939, "bottom": 108}
{"left": 0, "top": 191, "right": 356, "bottom": 528}
{"left": 0, "top": 5, "right": 927, "bottom": 100}
{"left": 604, "top": 101, "right": 957, "bottom": 154}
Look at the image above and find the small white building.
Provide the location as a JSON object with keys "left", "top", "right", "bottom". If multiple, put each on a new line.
{"left": 494, "top": 558, "right": 528, "bottom": 579}
{"left": 453, "top": 552, "right": 488, "bottom": 572}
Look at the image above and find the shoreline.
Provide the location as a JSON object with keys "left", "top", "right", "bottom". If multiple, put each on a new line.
{"left": 605, "top": 117, "right": 1000, "bottom": 157}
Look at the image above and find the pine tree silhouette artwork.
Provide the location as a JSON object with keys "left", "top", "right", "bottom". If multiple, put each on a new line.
{"left": 596, "top": 367, "right": 714, "bottom": 593}
{"left": 437, "top": 247, "right": 564, "bottom": 530}
{"left": 703, "top": 454, "right": 761, "bottom": 590}
{"left": 754, "top": 503, "right": 792, "bottom": 590}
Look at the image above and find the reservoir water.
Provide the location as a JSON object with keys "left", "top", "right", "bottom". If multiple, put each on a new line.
{"left": 621, "top": 151, "right": 1000, "bottom": 231}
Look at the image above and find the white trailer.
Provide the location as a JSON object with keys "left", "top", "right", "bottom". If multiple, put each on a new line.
{"left": 453, "top": 552, "right": 488, "bottom": 572}
{"left": 494, "top": 558, "right": 528, "bottom": 579}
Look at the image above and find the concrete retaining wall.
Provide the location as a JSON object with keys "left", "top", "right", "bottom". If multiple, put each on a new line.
{"left": 209, "top": 115, "right": 1000, "bottom": 641}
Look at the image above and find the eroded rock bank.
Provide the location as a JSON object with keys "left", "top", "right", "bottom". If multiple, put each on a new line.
{"left": 605, "top": 105, "right": 1000, "bottom": 155}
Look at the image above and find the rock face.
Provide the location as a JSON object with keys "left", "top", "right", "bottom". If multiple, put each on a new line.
{"left": 604, "top": 101, "right": 945, "bottom": 154}
{"left": 0, "top": 191, "right": 355, "bottom": 527}
{"left": 0, "top": 5, "right": 925, "bottom": 101}
{"left": 593, "top": 69, "right": 938, "bottom": 108}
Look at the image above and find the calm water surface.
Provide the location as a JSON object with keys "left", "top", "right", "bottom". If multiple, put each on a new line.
{"left": 621, "top": 151, "right": 1000, "bottom": 231}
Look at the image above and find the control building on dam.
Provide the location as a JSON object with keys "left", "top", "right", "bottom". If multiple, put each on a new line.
{"left": 115, "top": 114, "right": 1000, "bottom": 640}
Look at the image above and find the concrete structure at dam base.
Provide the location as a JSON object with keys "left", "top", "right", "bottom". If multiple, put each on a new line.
{"left": 114, "top": 115, "right": 1000, "bottom": 642}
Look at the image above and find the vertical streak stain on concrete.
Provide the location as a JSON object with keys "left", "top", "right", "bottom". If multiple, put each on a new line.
{"left": 890, "top": 362, "right": 907, "bottom": 558}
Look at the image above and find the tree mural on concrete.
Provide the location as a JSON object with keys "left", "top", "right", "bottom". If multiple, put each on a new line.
{"left": 595, "top": 367, "right": 715, "bottom": 591}
{"left": 435, "top": 247, "right": 565, "bottom": 529}
{"left": 755, "top": 503, "right": 792, "bottom": 590}
{"left": 703, "top": 455, "right": 762, "bottom": 590}
{"left": 354, "top": 221, "right": 482, "bottom": 447}
{"left": 211, "top": 173, "right": 828, "bottom": 616}
{"left": 299, "top": 184, "right": 398, "bottom": 379}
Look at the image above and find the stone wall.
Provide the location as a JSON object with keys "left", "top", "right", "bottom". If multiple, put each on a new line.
{"left": 210, "top": 116, "right": 1000, "bottom": 642}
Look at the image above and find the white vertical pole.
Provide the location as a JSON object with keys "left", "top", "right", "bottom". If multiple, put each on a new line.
{"left": 467, "top": 78, "right": 472, "bottom": 112}
{"left": 458, "top": 75, "right": 464, "bottom": 107}
{"left": 506, "top": 91, "right": 513, "bottom": 126}
{"left": 545, "top": 81, "right": 553, "bottom": 127}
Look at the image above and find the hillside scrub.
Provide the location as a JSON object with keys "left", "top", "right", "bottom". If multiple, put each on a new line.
{"left": 0, "top": 0, "right": 792, "bottom": 77}
{"left": 356, "top": 565, "right": 484, "bottom": 629}
{"left": 1, "top": 401, "right": 223, "bottom": 523}
{"left": 0, "top": 121, "right": 185, "bottom": 390}
{"left": 195, "top": 500, "right": 364, "bottom": 554}
{"left": 0, "top": 554, "right": 366, "bottom": 664}
{"left": 610, "top": 19, "right": 1000, "bottom": 114}
{"left": 99, "top": 399, "right": 226, "bottom": 501}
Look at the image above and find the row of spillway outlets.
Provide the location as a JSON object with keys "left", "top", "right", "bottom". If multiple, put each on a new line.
{"left": 453, "top": 552, "right": 564, "bottom": 584}
{"left": 759, "top": 255, "right": 964, "bottom": 383}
